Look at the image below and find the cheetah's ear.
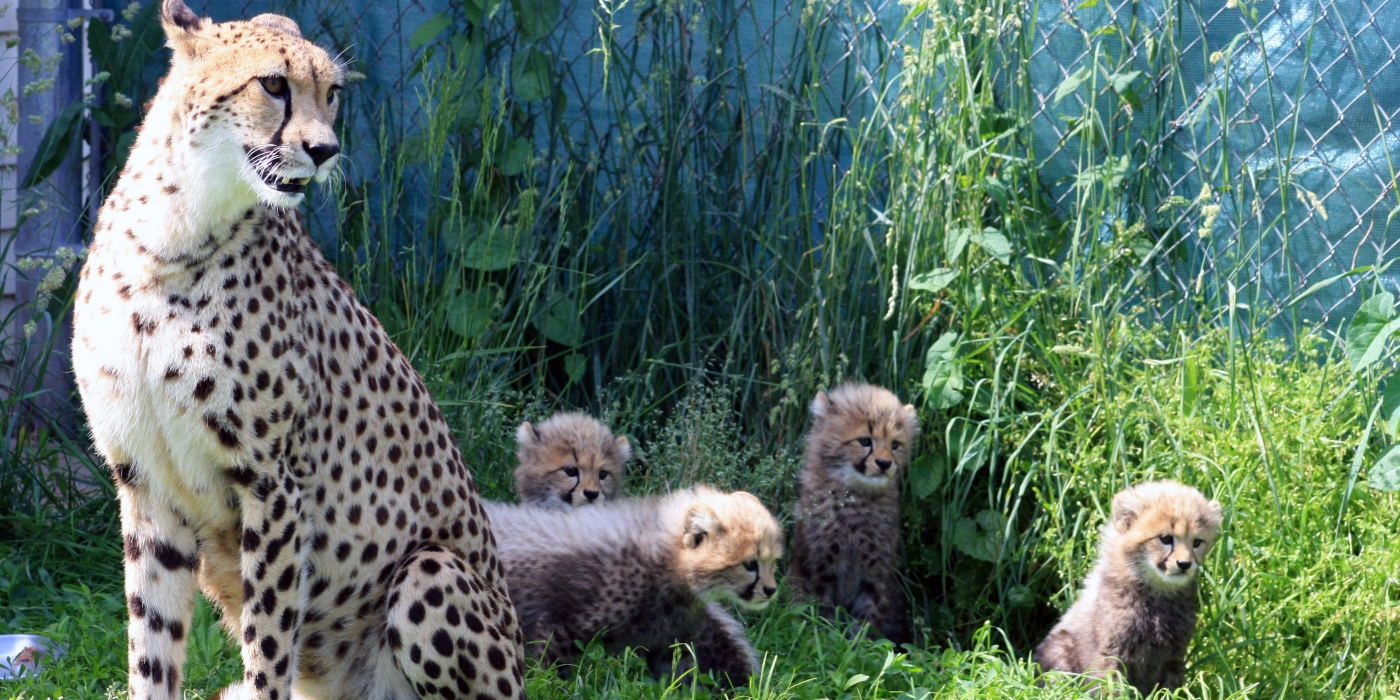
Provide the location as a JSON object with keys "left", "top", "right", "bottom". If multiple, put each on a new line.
{"left": 1205, "top": 499, "right": 1224, "bottom": 530}
{"left": 810, "top": 391, "right": 832, "bottom": 421}
{"left": 614, "top": 435, "right": 633, "bottom": 464}
{"left": 250, "top": 13, "right": 302, "bottom": 37}
{"left": 682, "top": 504, "right": 720, "bottom": 549}
{"left": 161, "top": 0, "right": 208, "bottom": 56}
{"left": 515, "top": 421, "right": 542, "bottom": 449}
{"left": 1110, "top": 488, "right": 1144, "bottom": 533}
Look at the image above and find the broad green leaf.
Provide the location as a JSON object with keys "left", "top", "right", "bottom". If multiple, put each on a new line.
{"left": 984, "top": 174, "right": 1010, "bottom": 209}
{"left": 1182, "top": 354, "right": 1200, "bottom": 410}
{"left": 972, "top": 228, "right": 1012, "bottom": 265}
{"left": 446, "top": 219, "right": 518, "bottom": 270}
{"left": 410, "top": 13, "right": 452, "bottom": 51}
{"left": 1384, "top": 379, "right": 1400, "bottom": 435}
{"left": 1109, "top": 70, "right": 1142, "bottom": 95}
{"left": 948, "top": 423, "right": 987, "bottom": 474}
{"left": 1370, "top": 443, "right": 1400, "bottom": 491}
{"left": 953, "top": 509, "right": 1009, "bottom": 562}
{"left": 1053, "top": 67, "right": 1091, "bottom": 105}
{"left": 908, "top": 268, "right": 959, "bottom": 294}
{"left": 843, "top": 674, "right": 871, "bottom": 690}
{"left": 511, "top": 0, "right": 560, "bottom": 41}
{"left": 1346, "top": 292, "right": 1398, "bottom": 372}
{"left": 463, "top": 0, "right": 504, "bottom": 26}
{"left": 564, "top": 353, "right": 587, "bottom": 382}
{"left": 945, "top": 227, "right": 973, "bottom": 263}
{"left": 537, "top": 295, "right": 584, "bottom": 346}
{"left": 921, "top": 332, "right": 964, "bottom": 409}
{"left": 446, "top": 287, "right": 497, "bottom": 339}
{"left": 511, "top": 48, "right": 553, "bottom": 103}
{"left": 21, "top": 103, "right": 85, "bottom": 188}
{"left": 909, "top": 453, "right": 945, "bottom": 499}
{"left": 497, "top": 137, "right": 531, "bottom": 176}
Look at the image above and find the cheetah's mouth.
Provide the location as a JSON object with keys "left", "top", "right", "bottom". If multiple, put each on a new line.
{"left": 260, "top": 171, "right": 312, "bottom": 194}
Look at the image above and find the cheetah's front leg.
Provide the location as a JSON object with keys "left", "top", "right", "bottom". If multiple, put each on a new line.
{"left": 217, "top": 465, "right": 306, "bottom": 700}
{"left": 120, "top": 473, "right": 199, "bottom": 700}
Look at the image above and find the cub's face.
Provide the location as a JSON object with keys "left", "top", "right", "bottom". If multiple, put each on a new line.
{"left": 513, "top": 414, "right": 630, "bottom": 509}
{"left": 1112, "top": 481, "right": 1224, "bottom": 590}
{"left": 808, "top": 383, "right": 919, "bottom": 490}
{"left": 678, "top": 492, "right": 783, "bottom": 610}
{"left": 160, "top": 0, "right": 343, "bottom": 208}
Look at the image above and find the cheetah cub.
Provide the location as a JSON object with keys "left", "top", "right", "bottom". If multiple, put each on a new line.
{"left": 790, "top": 383, "right": 919, "bottom": 645}
{"left": 1034, "top": 480, "right": 1224, "bottom": 695}
{"left": 484, "top": 486, "right": 782, "bottom": 685}
{"left": 514, "top": 412, "right": 630, "bottom": 508}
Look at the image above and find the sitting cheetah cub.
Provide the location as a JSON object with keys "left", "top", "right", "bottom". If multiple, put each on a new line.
{"left": 1034, "top": 480, "right": 1224, "bottom": 695}
{"left": 70, "top": 3, "right": 523, "bottom": 699}
{"left": 790, "top": 383, "right": 919, "bottom": 645}
{"left": 513, "top": 412, "right": 630, "bottom": 508}
{"left": 484, "top": 486, "right": 782, "bottom": 685}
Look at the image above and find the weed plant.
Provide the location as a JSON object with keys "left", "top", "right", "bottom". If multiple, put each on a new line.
{"left": 4, "top": 0, "right": 1400, "bottom": 697}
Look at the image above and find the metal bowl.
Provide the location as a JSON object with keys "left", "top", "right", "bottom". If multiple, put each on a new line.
{"left": 0, "top": 634, "right": 64, "bottom": 680}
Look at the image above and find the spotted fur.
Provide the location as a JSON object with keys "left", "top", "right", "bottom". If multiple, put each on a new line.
{"left": 1033, "top": 480, "right": 1223, "bottom": 695}
{"left": 513, "top": 412, "right": 630, "bottom": 509}
{"left": 483, "top": 487, "right": 781, "bottom": 685}
{"left": 72, "top": 3, "right": 524, "bottom": 698}
{"left": 789, "top": 383, "right": 919, "bottom": 644}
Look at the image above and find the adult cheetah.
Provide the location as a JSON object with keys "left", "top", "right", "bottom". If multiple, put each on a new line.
{"left": 71, "top": 2, "right": 525, "bottom": 698}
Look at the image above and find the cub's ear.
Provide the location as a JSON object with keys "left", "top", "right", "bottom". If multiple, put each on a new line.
{"left": 1110, "top": 488, "right": 1144, "bottom": 533}
{"left": 682, "top": 504, "right": 721, "bottom": 549}
{"left": 1205, "top": 499, "right": 1224, "bottom": 529}
{"left": 900, "top": 403, "right": 920, "bottom": 433}
{"left": 250, "top": 13, "right": 301, "bottom": 37}
{"left": 809, "top": 391, "right": 832, "bottom": 421}
{"left": 613, "top": 435, "right": 633, "bottom": 464}
{"left": 515, "top": 421, "right": 542, "bottom": 449}
{"left": 161, "top": 0, "right": 208, "bottom": 56}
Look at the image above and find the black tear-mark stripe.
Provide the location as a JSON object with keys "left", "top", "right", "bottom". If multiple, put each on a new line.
{"left": 269, "top": 60, "right": 295, "bottom": 146}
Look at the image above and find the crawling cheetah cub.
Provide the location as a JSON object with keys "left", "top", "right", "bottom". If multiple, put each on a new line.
{"left": 485, "top": 486, "right": 782, "bottom": 684}
{"left": 1034, "top": 480, "right": 1224, "bottom": 695}
{"left": 514, "top": 412, "right": 630, "bottom": 508}
{"left": 790, "top": 383, "right": 919, "bottom": 644}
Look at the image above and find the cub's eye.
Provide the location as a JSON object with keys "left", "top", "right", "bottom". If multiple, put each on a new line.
{"left": 260, "top": 76, "right": 288, "bottom": 97}
{"left": 562, "top": 466, "right": 579, "bottom": 478}
{"left": 599, "top": 470, "right": 611, "bottom": 480}
{"left": 1193, "top": 538, "right": 1205, "bottom": 548}
{"left": 856, "top": 437, "right": 873, "bottom": 447}
{"left": 1159, "top": 535, "right": 1174, "bottom": 546}
{"left": 892, "top": 441, "right": 903, "bottom": 450}
{"left": 327, "top": 85, "right": 342, "bottom": 104}
{"left": 742, "top": 559, "right": 758, "bottom": 572}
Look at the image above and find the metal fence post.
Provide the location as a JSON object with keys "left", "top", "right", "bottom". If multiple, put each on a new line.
{"left": 17, "top": 0, "right": 85, "bottom": 431}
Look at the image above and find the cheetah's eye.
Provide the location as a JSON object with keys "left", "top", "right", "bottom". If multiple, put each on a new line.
{"left": 327, "top": 85, "right": 342, "bottom": 104}
{"left": 892, "top": 441, "right": 903, "bottom": 450}
{"left": 1193, "top": 538, "right": 1205, "bottom": 548}
{"left": 599, "top": 470, "right": 611, "bottom": 480}
{"left": 743, "top": 559, "right": 758, "bottom": 572}
{"left": 856, "top": 436, "right": 873, "bottom": 448}
{"left": 260, "top": 76, "right": 288, "bottom": 97}
{"left": 1159, "top": 535, "right": 1174, "bottom": 546}
{"left": 562, "top": 466, "right": 579, "bottom": 478}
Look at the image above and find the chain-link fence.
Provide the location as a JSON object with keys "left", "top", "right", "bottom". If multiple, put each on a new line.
{"left": 20, "top": 0, "right": 1400, "bottom": 334}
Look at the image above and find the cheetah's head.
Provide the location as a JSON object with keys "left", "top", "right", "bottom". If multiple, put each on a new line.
{"left": 513, "top": 413, "right": 630, "bottom": 509}
{"left": 807, "top": 383, "right": 919, "bottom": 491}
{"left": 159, "top": 0, "right": 343, "bottom": 209}
{"left": 674, "top": 488, "right": 783, "bottom": 611}
{"left": 1107, "top": 480, "right": 1224, "bottom": 591}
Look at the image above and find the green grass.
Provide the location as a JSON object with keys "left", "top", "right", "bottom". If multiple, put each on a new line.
{"left": 6, "top": 0, "right": 1400, "bottom": 697}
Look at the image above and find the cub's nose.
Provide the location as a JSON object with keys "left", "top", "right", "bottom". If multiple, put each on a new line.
{"left": 583, "top": 489, "right": 600, "bottom": 502}
{"left": 1176, "top": 560, "right": 1193, "bottom": 572}
{"left": 304, "top": 141, "right": 340, "bottom": 166}
{"left": 875, "top": 459, "right": 892, "bottom": 472}
{"left": 762, "top": 585, "right": 777, "bottom": 597}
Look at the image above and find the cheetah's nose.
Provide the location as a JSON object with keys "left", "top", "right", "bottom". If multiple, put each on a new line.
{"left": 762, "top": 585, "right": 777, "bottom": 597}
{"left": 1176, "top": 560, "right": 1192, "bottom": 572}
{"left": 583, "top": 490, "right": 599, "bottom": 502}
{"left": 875, "top": 459, "right": 892, "bottom": 472}
{"left": 304, "top": 141, "right": 340, "bottom": 166}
